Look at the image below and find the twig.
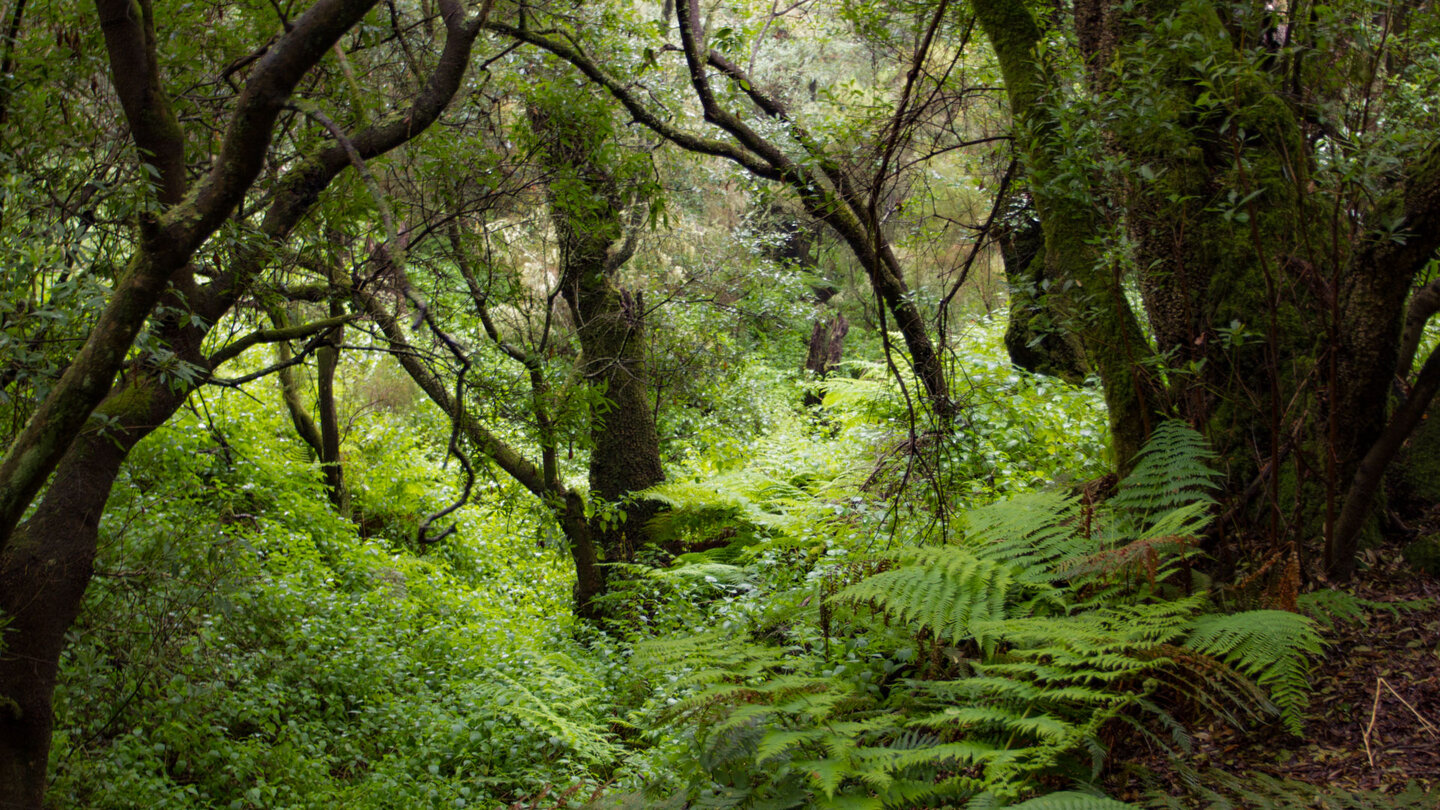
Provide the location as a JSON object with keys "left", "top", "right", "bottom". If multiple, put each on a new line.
{"left": 1363, "top": 676, "right": 1381, "bottom": 767}
{"left": 1380, "top": 677, "right": 1440, "bottom": 737}
{"left": 1363, "top": 676, "right": 1440, "bottom": 769}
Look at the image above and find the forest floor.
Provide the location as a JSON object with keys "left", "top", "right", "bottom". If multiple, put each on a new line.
{"left": 1111, "top": 534, "right": 1440, "bottom": 803}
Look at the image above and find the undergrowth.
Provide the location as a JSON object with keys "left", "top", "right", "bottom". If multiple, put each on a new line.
{"left": 617, "top": 420, "right": 1334, "bottom": 808}
{"left": 44, "top": 321, "right": 1395, "bottom": 809}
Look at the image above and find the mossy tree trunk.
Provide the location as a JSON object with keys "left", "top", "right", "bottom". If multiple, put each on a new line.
{"left": 995, "top": 198, "right": 1087, "bottom": 383}
{"left": 972, "top": 0, "right": 1159, "bottom": 471}
{"left": 975, "top": 0, "right": 1440, "bottom": 579}
{"left": 529, "top": 89, "right": 667, "bottom": 589}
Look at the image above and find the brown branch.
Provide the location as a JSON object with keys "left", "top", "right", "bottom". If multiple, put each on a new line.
{"left": 200, "top": 0, "right": 485, "bottom": 317}
{"left": 94, "top": 0, "right": 187, "bottom": 204}
{"left": 482, "top": 19, "right": 783, "bottom": 181}
{"left": 353, "top": 277, "right": 554, "bottom": 500}
{"left": 1330, "top": 340, "right": 1440, "bottom": 578}
{"left": 0, "top": 0, "right": 382, "bottom": 549}
{"left": 208, "top": 313, "right": 355, "bottom": 367}
{"left": 1396, "top": 278, "right": 1440, "bottom": 379}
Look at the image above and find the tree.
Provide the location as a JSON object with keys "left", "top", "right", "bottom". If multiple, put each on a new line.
{"left": 0, "top": 0, "right": 486, "bottom": 802}
{"left": 350, "top": 77, "right": 668, "bottom": 619}
{"left": 483, "top": 0, "right": 974, "bottom": 424}
{"left": 971, "top": 0, "right": 1440, "bottom": 578}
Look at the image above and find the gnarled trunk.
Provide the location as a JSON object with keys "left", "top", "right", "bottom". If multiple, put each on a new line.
{"left": 978, "top": 0, "right": 1440, "bottom": 579}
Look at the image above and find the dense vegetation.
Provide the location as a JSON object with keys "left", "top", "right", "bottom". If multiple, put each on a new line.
{"left": 1, "top": 0, "right": 1438, "bottom": 807}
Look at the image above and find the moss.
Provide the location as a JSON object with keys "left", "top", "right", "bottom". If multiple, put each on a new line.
{"left": 93, "top": 379, "right": 155, "bottom": 422}
{"left": 1402, "top": 534, "right": 1440, "bottom": 576}
{"left": 0, "top": 693, "right": 20, "bottom": 721}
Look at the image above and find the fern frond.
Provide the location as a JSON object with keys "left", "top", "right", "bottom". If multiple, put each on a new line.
{"left": 649, "top": 561, "right": 750, "bottom": 589}
{"left": 962, "top": 491, "right": 1095, "bottom": 576}
{"left": 1183, "top": 610, "right": 1322, "bottom": 734}
{"left": 1110, "top": 420, "right": 1221, "bottom": 518}
{"left": 1009, "top": 791, "right": 1139, "bottom": 809}
{"left": 834, "top": 547, "right": 1046, "bottom": 648}
{"left": 1141, "top": 770, "right": 1435, "bottom": 809}
{"left": 1060, "top": 534, "right": 1197, "bottom": 588}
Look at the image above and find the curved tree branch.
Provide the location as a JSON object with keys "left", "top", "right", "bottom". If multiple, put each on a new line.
{"left": 1396, "top": 278, "right": 1440, "bottom": 379}
{"left": 0, "top": 0, "right": 382, "bottom": 549}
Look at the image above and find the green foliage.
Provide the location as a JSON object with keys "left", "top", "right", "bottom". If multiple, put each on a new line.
{"left": 622, "top": 417, "right": 1326, "bottom": 808}
{"left": 1109, "top": 420, "right": 1222, "bottom": 520}
{"left": 836, "top": 546, "right": 1050, "bottom": 650}
{"left": 47, "top": 389, "right": 604, "bottom": 809}
{"left": 1182, "top": 611, "right": 1322, "bottom": 735}
{"left": 1008, "top": 793, "right": 1138, "bottom": 810}
{"left": 821, "top": 319, "right": 1110, "bottom": 507}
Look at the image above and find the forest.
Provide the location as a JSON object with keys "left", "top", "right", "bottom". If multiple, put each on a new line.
{"left": 1, "top": 0, "right": 1438, "bottom": 807}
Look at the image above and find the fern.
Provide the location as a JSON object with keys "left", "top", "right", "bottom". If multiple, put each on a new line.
{"left": 835, "top": 547, "right": 1053, "bottom": 649}
{"left": 1183, "top": 610, "right": 1322, "bottom": 734}
{"left": 1007, "top": 791, "right": 1139, "bottom": 809}
{"left": 961, "top": 491, "right": 1095, "bottom": 577}
{"left": 1296, "top": 589, "right": 1433, "bottom": 631}
{"left": 633, "top": 417, "right": 1333, "bottom": 807}
{"left": 1109, "top": 420, "right": 1221, "bottom": 520}
{"left": 1296, "top": 589, "right": 1369, "bottom": 630}
{"left": 465, "top": 655, "right": 620, "bottom": 766}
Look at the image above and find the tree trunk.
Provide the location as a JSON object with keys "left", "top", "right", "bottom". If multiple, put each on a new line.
{"left": 0, "top": 6, "right": 483, "bottom": 796}
{"left": 981, "top": 0, "right": 1440, "bottom": 577}
{"left": 568, "top": 280, "right": 666, "bottom": 563}
{"left": 0, "top": 370, "right": 187, "bottom": 809}
{"left": 803, "top": 314, "right": 849, "bottom": 407}
{"left": 315, "top": 296, "right": 350, "bottom": 516}
{"left": 973, "top": 0, "right": 1159, "bottom": 470}
{"left": 996, "top": 204, "right": 1086, "bottom": 383}
{"left": 529, "top": 90, "right": 667, "bottom": 572}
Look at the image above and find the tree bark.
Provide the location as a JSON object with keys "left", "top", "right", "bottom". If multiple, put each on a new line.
{"left": 979, "top": 0, "right": 1440, "bottom": 577}
{"left": 996, "top": 204, "right": 1086, "bottom": 383}
{"left": 316, "top": 295, "right": 350, "bottom": 516}
{"left": 0, "top": 3, "right": 483, "bottom": 800}
{"left": 0, "top": 355, "right": 194, "bottom": 810}
{"left": 529, "top": 90, "right": 667, "bottom": 572}
{"left": 803, "top": 315, "right": 849, "bottom": 408}
{"left": 972, "top": 0, "right": 1158, "bottom": 469}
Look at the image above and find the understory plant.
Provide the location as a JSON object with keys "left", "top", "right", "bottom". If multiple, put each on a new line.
{"left": 625, "top": 421, "right": 1325, "bottom": 808}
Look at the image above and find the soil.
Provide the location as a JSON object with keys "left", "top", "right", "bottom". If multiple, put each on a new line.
{"left": 1109, "top": 538, "right": 1440, "bottom": 804}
